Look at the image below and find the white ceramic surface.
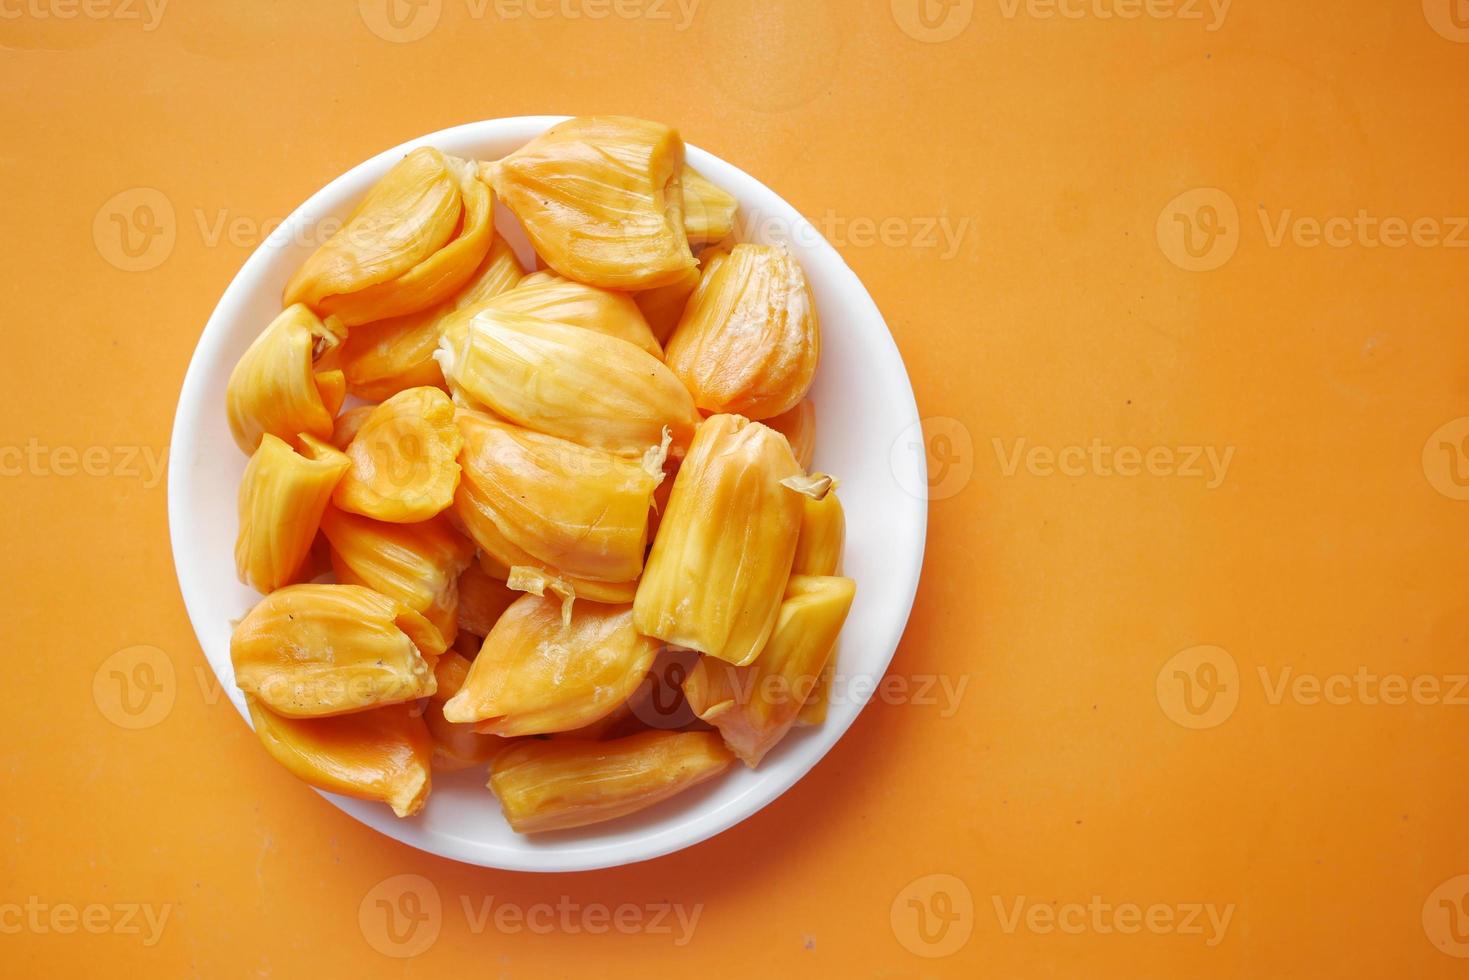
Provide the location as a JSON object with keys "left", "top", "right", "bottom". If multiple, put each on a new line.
{"left": 168, "top": 116, "right": 927, "bottom": 872}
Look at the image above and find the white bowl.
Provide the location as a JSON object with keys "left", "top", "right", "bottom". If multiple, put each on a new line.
{"left": 168, "top": 116, "right": 927, "bottom": 872}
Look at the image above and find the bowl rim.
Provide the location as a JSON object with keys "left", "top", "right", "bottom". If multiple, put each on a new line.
{"left": 168, "top": 115, "right": 927, "bottom": 872}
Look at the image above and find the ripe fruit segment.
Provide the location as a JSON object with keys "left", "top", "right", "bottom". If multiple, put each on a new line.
{"left": 792, "top": 479, "right": 845, "bottom": 578}
{"left": 338, "top": 235, "right": 526, "bottom": 401}
{"left": 664, "top": 244, "right": 820, "bottom": 420}
{"left": 329, "top": 405, "right": 375, "bottom": 450}
{"left": 442, "top": 593, "right": 659, "bottom": 738}
{"left": 320, "top": 508, "right": 474, "bottom": 646}
{"left": 483, "top": 115, "right": 696, "bottom": 289}
{"left": 247, "top": 698, "right": 432, "bottom": 818}
{"left": 634, "top": 414, "right": 805, "bottom": 667}
{"left": 454, "top": 560, "right": 520, "bottom": 638}
{"left": 231, "top": 584, "right": 444, "bottom": 718}
{"left": 226, "top": 304, "right": 346, "bottom": 454}
{"left": 486, "top": 271, "right": 663, "bottom": 357}
{"left": 683, "top": 575, "right": 855, "bottom": 766}
{"left": 681, "top": 167, "right": 738, "bottom": 246}
{"left": 488, "top": 731, "right": 734, "bottom": 833}
{"left": 424, "top": 652, "right": 505, "bottom": 771}
{"left": 284, "top": 148, "right": 494, "bottom": 326}
{"left": 453, "top": 410, "right": 664, "bottom": 588}
{"left": 332, "top": 386, "right": 463, "bottom": 523}
{"left": 235, "top": 433, "right": 351, "bottom": 593}
{"left": 634, "top": 262, "right": 702, "bottom": 345}
{"left": 437, "top": 305, "right": 699, "bottom": 456}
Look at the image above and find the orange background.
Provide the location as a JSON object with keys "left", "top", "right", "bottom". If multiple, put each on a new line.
{"left": 4, "top": 1, "right": 1469, "bottom": 976}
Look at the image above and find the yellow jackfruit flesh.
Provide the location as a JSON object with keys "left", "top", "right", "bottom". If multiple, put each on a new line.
{"left": 231, "top": 583, "right": 444, "bottom": 717}
{"left": 544, "top": 651, "right": 704, "bottom": 743}
{"left": 683, "top": 575, "right": 855, "bottom": 767}
{"left": 487, "top": 271, "right": 663, "bottom": 357}
{"left": 226, "top": 304, "right": 346, "bottom": 454}
{"left": 634, "top": 414, "right": 805, "bottom": 666}
{"left": 337, "top": 316, "right": 445, "bottom": 402}
{"left": 247, "top": 698, "right": 432, "bottom": 817}
{"left": 681, "top": 167, "right": 738, "bottom": 246}
{"left": 337, "top": 236, "right": 526, "bottom": 402}
{"left": 488, "top": 731, "right": 734, "bottom": 833}
{"left": 455, "top": 560, "right": 520, "bottom": 638}
{"left": 235, "top": 433, "right": 351, "bottom": 593}
{"left": 332, "top": 386, "right": 462, "bottom": 523}
{"left": 483, "top": 115, "right": 695, "bottom": 289}
{"left": 641, "top": 245, "right": 727, "bottom": 352}
{"left": 453, "top": 410, "right": 664, "bottom": 588}
{"left": 442, "top": 594, "right": 659, "bottom": 738}
{"left": 425, "top": 652, "right": 505, "bottom": 771}
{"left": 635, "top": 263, "right": 701, "bottom": 345}
{"left": 664, "top": 244, "right": 820, "bottom": 420}
{"left": 795, "top": 662, "right": 835, "bottom": 727}
{"left": 792, "top": 481, "right": 845, "bottom": 725}
{"left": 792, "top": 478, "right": 844, "bottom": 577}
{"left": 314, "top": 369, "right": 347, "bottom": 418}
{"left": 283, "top": 148, "right": 494, "bottom": 326}
{"left": 436, "top": 305, "right": 699, "bottom": 456}
{"left": 329, "top": 405, "right": 375, "bottom": 449}
{"left": 320, "top": 508, "right": 474, "bottom": 646}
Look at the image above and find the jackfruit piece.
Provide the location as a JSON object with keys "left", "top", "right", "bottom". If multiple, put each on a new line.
{"left": 235, "top": 433, "right": 351, "bottom": 593}
{"left": 337, "top": 236, "right": 526, "bottom": 401}
{"left": 436, "top": 306, "right": 698, "bottom": 456}
{"left": 452, "top": 410, "right": 663, "bottom": 587}
{"left": 486, "top": 271, "right": 662, "bottom": 357}
{"left": 231, "top": 583, "right": 443, "bottom": 717}
{"left": 681, "top": 167, "right": 738, "bottom": 246}
{"left": 332, "top": 386, "right": 462, "bottom": 522}
{"left": 664, "top": 244, "right": 820, "bottom": 420}
{"left": 634, "top": 415, "right": 805, "bottom": 666}
{"left": 247, "top": 698, "right": 432, "bottom": 817}
{"left": 441, "top": 593, "right": 658, "bottom": 738}
{"left": 683, "top": 575, "right": 855, "bottom": 766}
{"left": 320, "top": 508, "right": 473, "bottom": 646}
{"left": 488, "top": 730, "right": 733, "bottom": 833}
{"left": 482, "top": 116, "right": 695, "bottom": 289}
{"left": 424, "top": 652, "right": 505, "bottom": 771}
{"left": 226, "top": 304, "right": 346, "bottom": 454}
{"left": 283, "top": 148, "right": 494, "bottom": 326}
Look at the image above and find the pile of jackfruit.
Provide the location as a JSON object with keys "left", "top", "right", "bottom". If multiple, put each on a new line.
{"left": 223, "top": 116, "right": 853, "bottom": 832}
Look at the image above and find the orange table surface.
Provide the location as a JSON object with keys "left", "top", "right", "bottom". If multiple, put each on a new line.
{"left": 5, "top": 2, "right": 1469, "bottom": 977}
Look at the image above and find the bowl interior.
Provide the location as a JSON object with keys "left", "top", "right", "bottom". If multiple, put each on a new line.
{"left": 168, "top": 116, "right": 927, "bottom": 871}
